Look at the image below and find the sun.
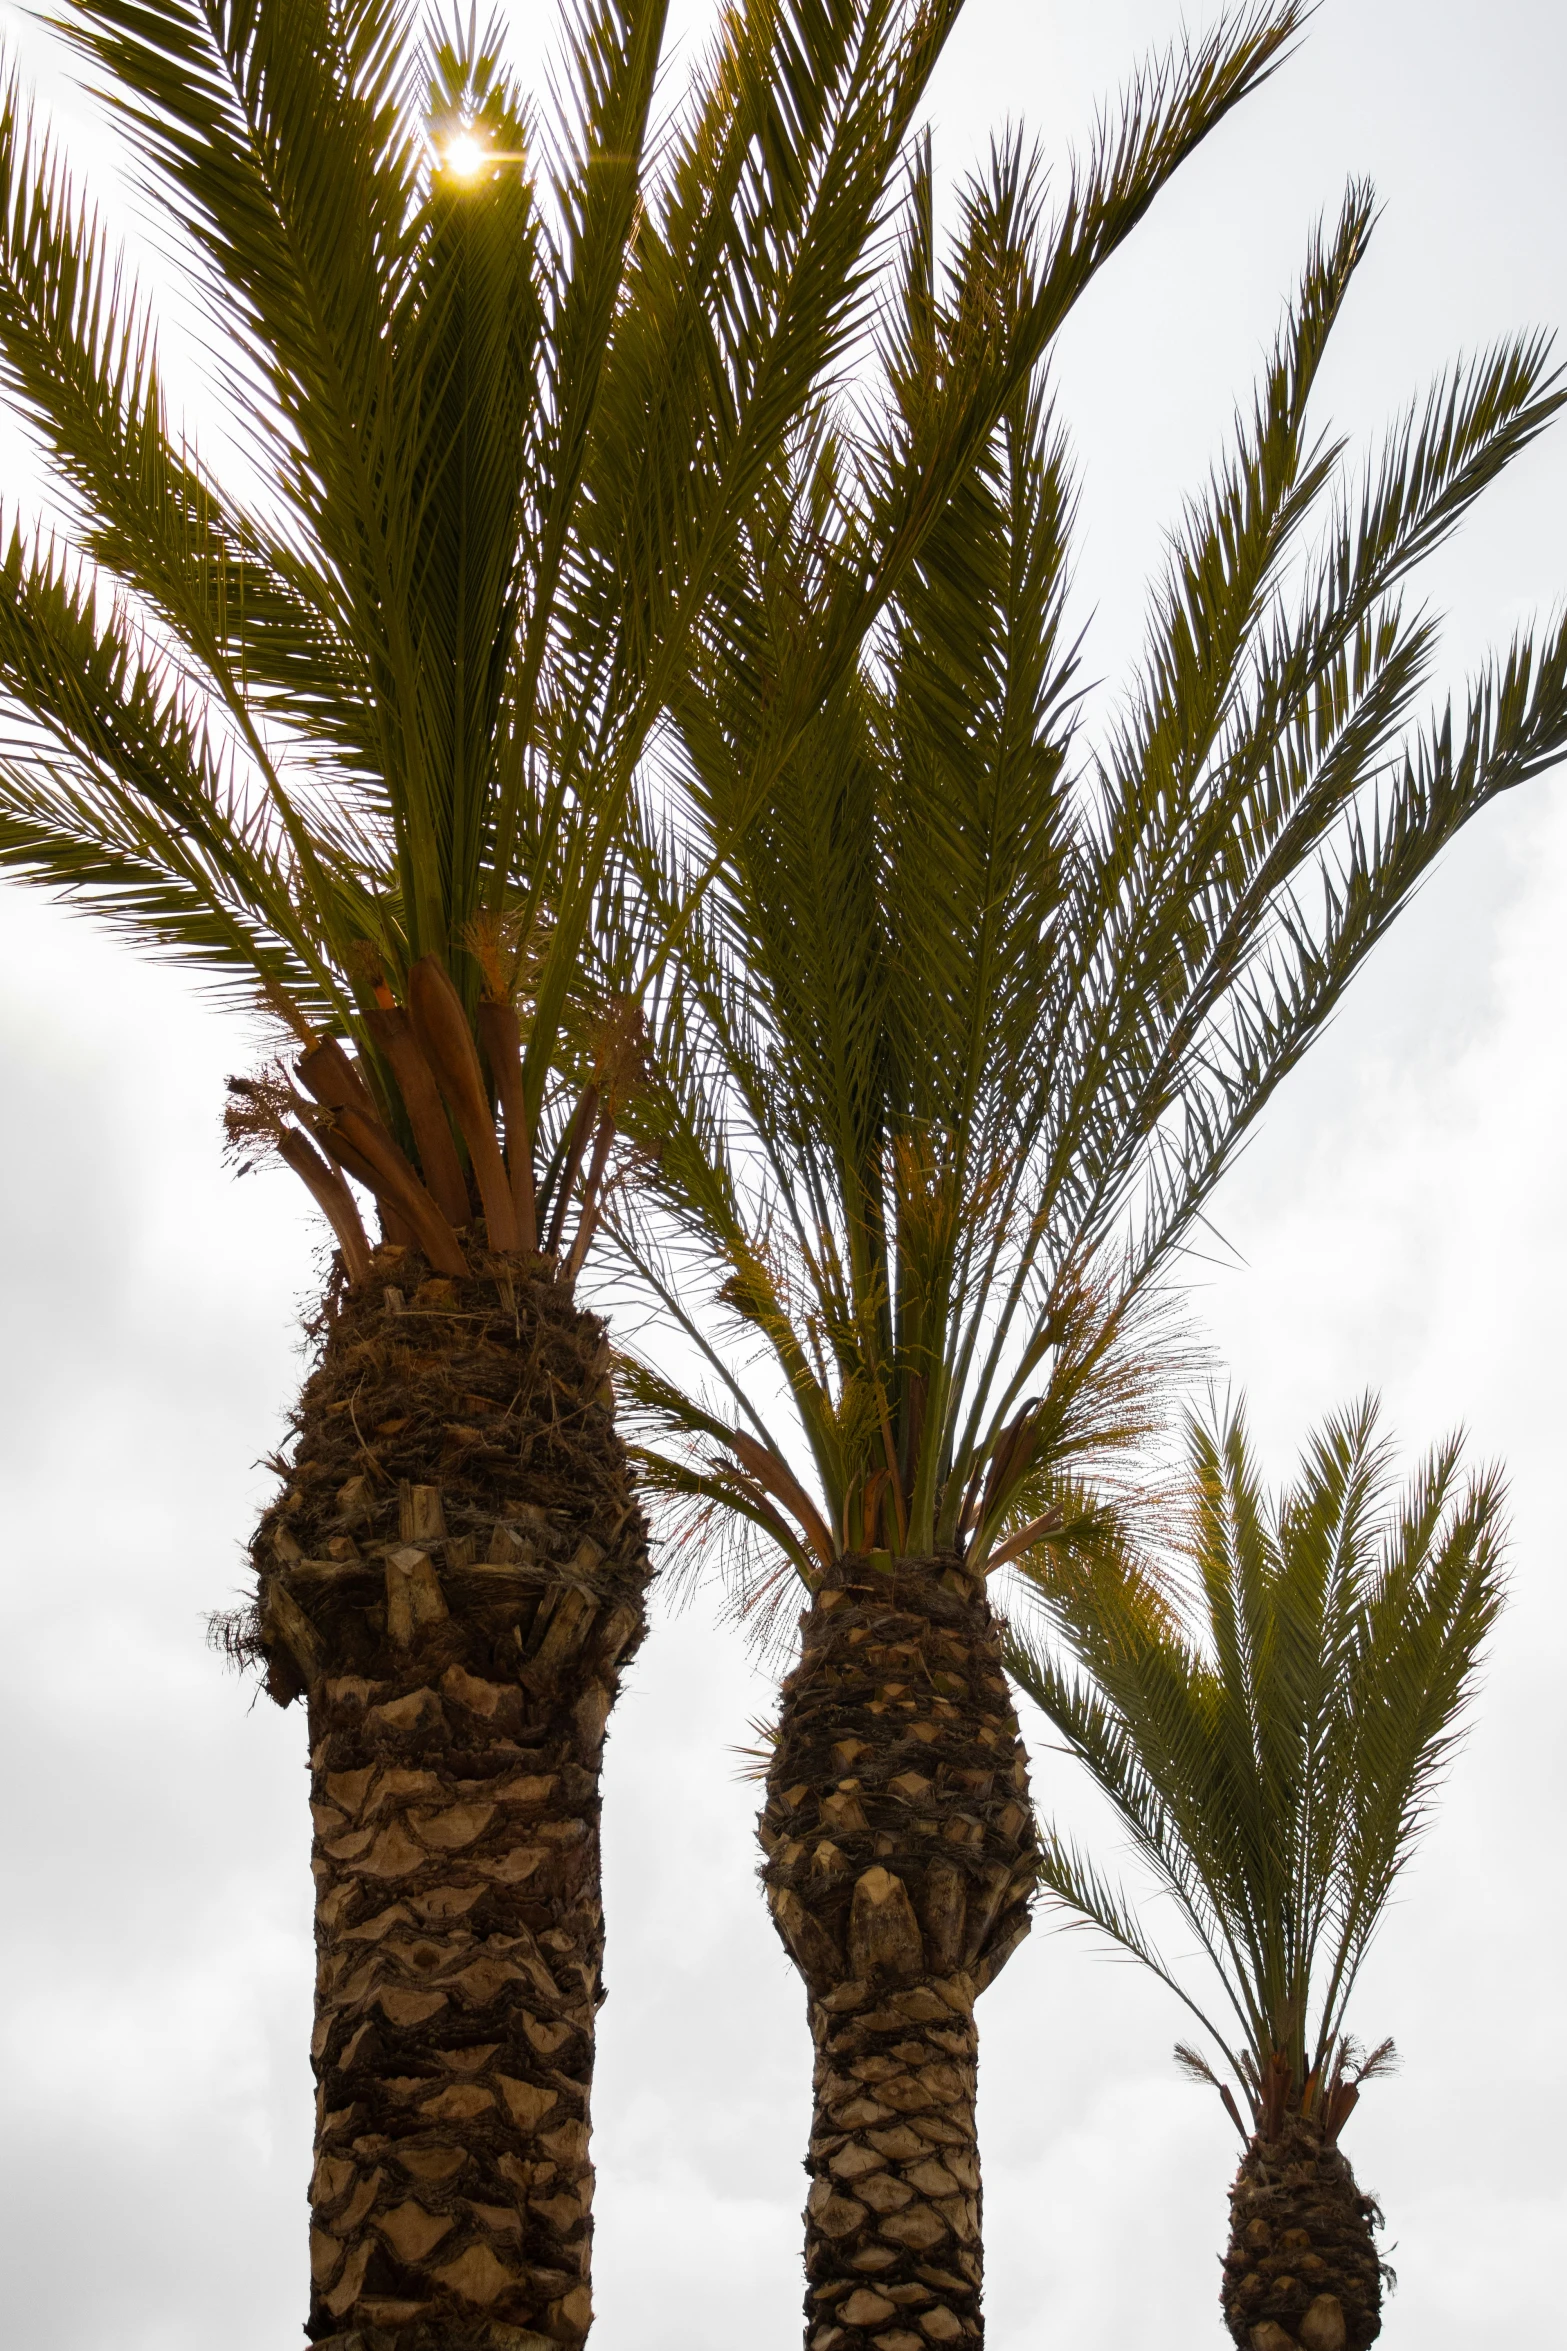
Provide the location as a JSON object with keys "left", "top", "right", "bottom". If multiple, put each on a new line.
{"left": 441, "top": 128, "right": 493, "bottom": 183}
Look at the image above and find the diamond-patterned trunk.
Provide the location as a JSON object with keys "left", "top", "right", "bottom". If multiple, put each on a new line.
{"left": 759, "top": 1556, "right": 1040, "bottom": 2351}
{"left": 251, "top": 1245, "right": 650, "bottom": 2351}
{"left": 1222, "top": 2117, "right": 1385, "bottom": 2351}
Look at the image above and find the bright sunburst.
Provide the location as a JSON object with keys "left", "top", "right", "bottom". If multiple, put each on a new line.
{"left": 440, "top": 127, "right": 492, "bottom": 182}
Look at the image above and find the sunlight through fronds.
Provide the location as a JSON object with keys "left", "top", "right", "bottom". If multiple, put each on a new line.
{"left": 0, "top": 0, "right": 1028, "bottom": 1255}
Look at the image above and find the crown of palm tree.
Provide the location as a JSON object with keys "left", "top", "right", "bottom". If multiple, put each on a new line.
{"left": 1004, "top": 1396, "right": 1505, "bottom": 2138}
{"left": 0, "top": 0, "right": 1017, "bottom": 1276}
{"left": 614, "top": 165, "right": 1567, "bottom": 1611}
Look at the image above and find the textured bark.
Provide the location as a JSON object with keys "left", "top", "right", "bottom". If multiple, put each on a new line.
{"left": 758, "top": 1555, "right": 1040, "bottom": 2351}
{"left": 249, "top": 1242, "right": 649, "bottom": 2351}
{"left": 1222, "top": 2118, "right": 1385, "bottom": 2351}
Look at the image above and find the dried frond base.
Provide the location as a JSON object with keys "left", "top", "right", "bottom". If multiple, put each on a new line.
{"left": 759, "top": 1556, "right": 1041, "bottom": 2350}
{"left": 247, "top": 1242, "right": 649, "bottom": 2351}
{"left": 1223, "top": 2119, "right": 1385, "bottom": 2351}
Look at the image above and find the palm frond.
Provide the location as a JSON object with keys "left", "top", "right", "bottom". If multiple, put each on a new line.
{"left": 1, "top": 0, "right": 1007, "bottom": 1276}
{"left": 1009, "top": 1399, "right": 1506, "bottom": 2103}
{"left": 610, "top": 75, "right": 1565, "bottom": 1613}
{"left": 0, "top": 519, "right": 344, "bottom": 1008}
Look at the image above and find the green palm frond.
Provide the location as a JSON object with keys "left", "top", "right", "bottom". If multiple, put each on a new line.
{"left": 60, "top": 1, "right": 425, "bottom": 514}
{"left": 606, "top": 31, "right": 1565, "bottom": 1604}
{"left": 1004, "top": 1398, "right": 1506, "bottom": 2119}
{"left": 671, "top": 3, "right": 1310, "bottom": 863}
{"left": 0, "top": 521, "right": 344, "bottom": 1008}
{"left": 1033, "top": 1821, "right": 1244, "bottom": 2075}
{"left": 0, "top": 0, "right": 1011, "bottom": 1270}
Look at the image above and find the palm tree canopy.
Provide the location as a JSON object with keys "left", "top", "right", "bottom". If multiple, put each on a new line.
{"left": 1004, "top": 1396, "right": 1505, "bottom": 2134}
{"left": 0, "top": 0, "right": 1036, "bottom": 1270}
{"left": 615, "top": 162, "right": 1567, "bottom": 1601}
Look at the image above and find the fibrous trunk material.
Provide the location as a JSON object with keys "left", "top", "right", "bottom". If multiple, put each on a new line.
{"left": 248, "top": 1241, "right": 650, "bottom": 2351}
{"left": 1222, "top": 2118, "right": 1385, "bottom": 2351}
{"left": 758, "top": 1555, "right": 1040, "bottom": 2351}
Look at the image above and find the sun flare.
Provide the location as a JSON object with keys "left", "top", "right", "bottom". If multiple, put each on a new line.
{"left": 441, "top": 129, "right": 492, "bottom": 183}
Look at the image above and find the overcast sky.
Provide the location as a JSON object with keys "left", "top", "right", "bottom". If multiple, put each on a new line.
{"left": 0, "top": 3, "right": 1562, "bottom": 2347}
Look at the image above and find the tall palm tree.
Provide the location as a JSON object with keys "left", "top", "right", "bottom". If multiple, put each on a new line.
{"left": 0, "top": 2, "right": 1053, "bottom": 2340}
{"left": 1004, "top": 1398, "right": 1505, "bottom": 2351}
{"left": 615, "top": 146, "right": 1567, "bottom": 2351}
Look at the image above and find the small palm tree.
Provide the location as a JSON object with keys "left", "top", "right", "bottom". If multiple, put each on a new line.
{"left": 0, "top": 2, "right": 1016, "bottom": 2339}
{"left": 1004, "top": 1398, "right": 1505, "bottom": 2351}
{"left": 614, "top": 73, "right": 1567, "bottom": 2351}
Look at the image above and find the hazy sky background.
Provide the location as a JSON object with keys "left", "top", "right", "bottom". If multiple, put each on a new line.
{"left": 0, "top": 3, "right": 1563, "bottom": 2347}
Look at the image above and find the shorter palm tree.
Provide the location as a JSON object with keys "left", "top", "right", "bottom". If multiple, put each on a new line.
{"left": 1004, "top": 1397, "right": 1505, "bottom": 2351}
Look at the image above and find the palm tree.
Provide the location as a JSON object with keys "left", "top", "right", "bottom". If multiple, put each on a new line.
{"left": 614, "top": 132, "right": 1567, "bottom": 2351}
{"left": 1004, "top": 1398, "right": 1505, "bottom": 2351}
{"left": 0, "top": 1, "right": 1044, "bottom": 2340}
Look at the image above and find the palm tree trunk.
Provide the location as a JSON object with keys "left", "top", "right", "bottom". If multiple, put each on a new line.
{"left": 249, "top": 1243, "right": 650, "bottom": 2351}
{"left": 1222, "top": 2118, "right": 1385, "bottom": 2351}
{"left": 759, "top": 1556, "right": 1040, "bottom": 2351}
